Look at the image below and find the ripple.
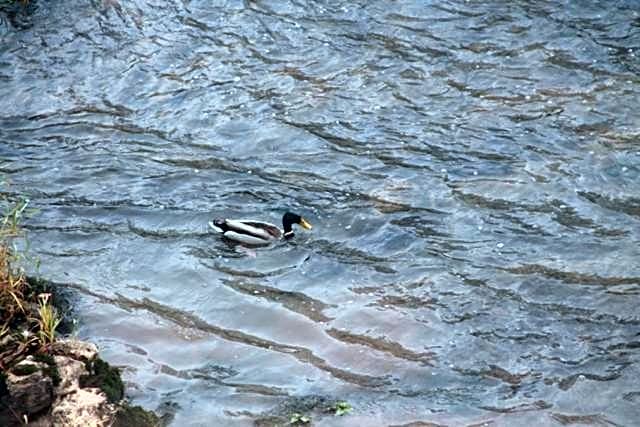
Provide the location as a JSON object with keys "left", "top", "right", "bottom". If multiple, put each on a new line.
{"left": 221, "top": 279, "right": 335, "bottom": 323}
{"left": 505, "top": 264, "right": 640, "bottom": 287}
{"left": 326, "top": 328, "right": 436, "bottom": 366}
{"left": 3, "top": 0, "right": 640, "bottom": 424}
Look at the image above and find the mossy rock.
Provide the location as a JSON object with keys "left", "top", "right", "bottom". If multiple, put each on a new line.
{"left": 80, "top": 357, "right": 124, "bottom": 403}
{"left": 11, "top": 363, "right": 40, "bottom": 376}
{"left": 112, "top": 404, "right": 162, "bottom": 427}
{"left": 31, "top": 353, "right": 61, "bottom": 386}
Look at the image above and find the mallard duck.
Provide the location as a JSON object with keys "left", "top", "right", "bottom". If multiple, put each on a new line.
{"left": 209, "top": 211, "right": 312, "bottom": 245}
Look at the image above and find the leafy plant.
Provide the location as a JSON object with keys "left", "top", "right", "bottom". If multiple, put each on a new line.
{"left": 1, "top": 198, "right": 29, "bottom": 238}
{"left": 332, "top": 401, "right": 352, "bottom": 416}
{"left": 289, "top": 413, "right": 311, "bottom": 425}
{"left": 36, "top": 293, "right": 61, "bottom": 346}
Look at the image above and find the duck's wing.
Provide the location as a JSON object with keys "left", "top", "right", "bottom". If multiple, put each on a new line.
{"left": 225, "top": 219, "right": 281, "bottom": 240}
{"left": 239, "top": 221, "right": 282, "bottom": 239}
{"left": 223, "top": 230, "right": 273, "bottom": 245}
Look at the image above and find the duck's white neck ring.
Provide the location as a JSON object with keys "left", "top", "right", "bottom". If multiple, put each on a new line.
{"left": 283, "top": 231, "right": 294, "bottom": 238}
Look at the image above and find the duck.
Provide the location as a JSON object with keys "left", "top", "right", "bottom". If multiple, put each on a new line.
{"left": 209, "top": 211, "right": 312, "bottom": 245}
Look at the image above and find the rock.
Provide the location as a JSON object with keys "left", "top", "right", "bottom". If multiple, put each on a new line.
{"left": 54, "top": 355, "right": 86, "bottom": 396}
{"left": 50, "top": 352, "right": 119, "bottom": 426}
{"left": 1, "top": 340, "right": 157, "bottom": 427}
{"left": 52, "top": 387, "right": 115, "bottom": 427}
{"left": 80, "top": 357, "right": 124, "bottom": 403}
{"left": 6, "top": 358, "right": 53, "bottom": 417}
{"left": 52, "top": 339, "right": 98, "bottom": 362}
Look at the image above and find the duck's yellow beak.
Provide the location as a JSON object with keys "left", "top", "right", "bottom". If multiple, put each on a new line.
{"left": 299, "top": 218, "right": 313, "bottom": 230}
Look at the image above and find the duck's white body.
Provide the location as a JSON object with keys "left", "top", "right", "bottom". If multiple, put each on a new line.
{"left": 209, "top": 219, "right": 282, "bottom": 245}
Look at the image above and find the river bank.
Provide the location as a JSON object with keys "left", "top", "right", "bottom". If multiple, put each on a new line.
{"left": 0, "top": 199, "right": 161, "bottom": 426}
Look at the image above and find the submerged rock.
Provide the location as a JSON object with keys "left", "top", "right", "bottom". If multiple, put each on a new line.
{"left": 112, "top": 404, "right": 162, "bottom": 427}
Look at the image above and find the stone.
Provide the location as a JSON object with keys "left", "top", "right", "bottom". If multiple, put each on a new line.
{"left": 54, "top": 355, "right": 87, "bottom": 396}
{"left": 52, "top": 387, "right": 115, "bottom": 427}
{"left": 52, "top": 339, "right": 98, "bottom": 362}
{"left": 1, "top": 339, "right": 157, "bottom": 427}
{"left": 6, "top": 359, "right": 53, "bottom": 417}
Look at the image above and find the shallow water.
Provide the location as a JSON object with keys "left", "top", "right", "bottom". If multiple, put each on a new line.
{"left": 2, "top": 0, "right": 640, "bottom": 425}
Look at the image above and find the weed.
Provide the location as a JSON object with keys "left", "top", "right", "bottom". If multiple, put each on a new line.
{"left": 0, "top": 198, "right": 28, "bottom": 238}
{"left": 289, "top": 413, "right": 311, "bottom": 425}
{"left": 0, "top": 243, "right": 27, "bottom": 324}
{"left": 0, "top": 194, "right": 59, "bottom": 370}
{"left": 36, "top": 293, "right": 61, "bottom": 346}
{"left": 331, "top": 401, "right": 352, "bottom": 416}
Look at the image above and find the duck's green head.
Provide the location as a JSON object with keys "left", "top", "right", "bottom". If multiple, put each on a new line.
{"left": 283, "top": 212, "right": 313, "bottom": 236}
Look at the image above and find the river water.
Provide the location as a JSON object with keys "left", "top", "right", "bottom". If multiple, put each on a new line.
{"left": 2, "top": 1, "right": 640, "bottom": 425}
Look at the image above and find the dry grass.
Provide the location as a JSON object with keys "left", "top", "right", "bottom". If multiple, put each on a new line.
{"left": 0, "top": 243, "right": 28, "bottom": 326}
{"left": 0, "top": 196, "right": 61, "bottom": 368}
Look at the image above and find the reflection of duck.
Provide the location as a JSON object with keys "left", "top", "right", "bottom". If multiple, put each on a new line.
{"left": 209, "top": 212, "right": 312, "bottom": 245}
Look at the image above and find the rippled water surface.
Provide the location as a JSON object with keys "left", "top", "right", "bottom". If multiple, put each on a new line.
{"left": 2, "top": 0, "right": 640, "bottom": 425}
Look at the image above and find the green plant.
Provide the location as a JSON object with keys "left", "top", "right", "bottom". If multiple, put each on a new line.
{"left": 289, "top": 413, "right": 311, "bottom": 425}
{"left": 0, "top": 236, "right": 28, "bottom": 327}
{"left": 0, "top": 197, "right": 29, "bottom": 329}
{"left": 332, "top": 401, "right": 352, "bottom": 416}
{"left": 36, "top": 293, "right": 61, "bottom": 346}
{"left": 0, "top": 194, "right": 48, "bottom": 370}
{"left": 1, "top": 198, "right": 28, "bottom": 238}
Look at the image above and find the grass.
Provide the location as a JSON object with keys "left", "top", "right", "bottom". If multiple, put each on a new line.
{"left": 36, "top": 292, "right": 61, "bottom": 346}
{"left": 0, "top": 195, "right": 61, "bottom": 370}
{"left": 0, "top": 242, "right": 28, "bottom": 326}
{"left": 1, "top": 198, "right": 28, "bottom": 238}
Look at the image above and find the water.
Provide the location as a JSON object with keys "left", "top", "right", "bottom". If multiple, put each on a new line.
{"left": 2, "top": 0, "right": 640, "bottom": 425}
